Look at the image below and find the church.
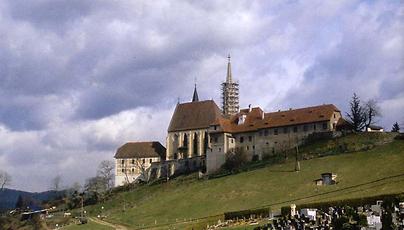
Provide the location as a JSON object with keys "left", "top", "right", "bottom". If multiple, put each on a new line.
{"left": 114, "top": 56, "right": 344, "bottom": 186}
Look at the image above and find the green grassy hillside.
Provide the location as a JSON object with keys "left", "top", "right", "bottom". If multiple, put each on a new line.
{"left": 81, "top": 133, "right": 403, "bottom": 229}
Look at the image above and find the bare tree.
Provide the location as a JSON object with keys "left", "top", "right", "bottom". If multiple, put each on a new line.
{"left": 51, "top": 175, "right": 62, "bottom": 191}
{"left": 364, "top": 99, "right": 381, "bottom": 130}
{"left": 97, "top": 160, "right": 114, "bottom": 190}
{"left": 0, "top": 170, "right": 11, "bottom": 191}
{"left": 346, "top": 93, "right": 367, "bottom": 132}
{"left": 84, "top": 176, "right": 106, "bottom": 194}
{"left": 134, "top": 159, "right": 152, "bottom": 183}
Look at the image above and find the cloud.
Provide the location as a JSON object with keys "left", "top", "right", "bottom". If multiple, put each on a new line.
{"left": 0, "top": 0, "right": 402, "bottom": 191}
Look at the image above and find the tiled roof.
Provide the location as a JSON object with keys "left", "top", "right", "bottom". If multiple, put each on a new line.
{"left": 213, "top": 104, "right": 340, "bottom": 134}
{"left": 114, "top": 141, "right": 166, "bottom": 159}
{"left": 168, "top": 100, "right": 222, "bottom": 132}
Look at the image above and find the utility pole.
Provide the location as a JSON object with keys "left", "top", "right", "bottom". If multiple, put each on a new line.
{"left": 295, "top": 135, "right": 300, "bottom": 172}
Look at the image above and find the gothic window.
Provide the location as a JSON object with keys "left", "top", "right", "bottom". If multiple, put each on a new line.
{"left": 183, "top": 133, "right": 188, "bottom": 147}
{"left": 203, "top": 132, "right": 208, "bottom": 154}
{"left": 193, "top": 133, "right": 198, "bottom": 156}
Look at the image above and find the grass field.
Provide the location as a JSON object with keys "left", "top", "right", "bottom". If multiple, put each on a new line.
{"left": 62, "top": 219, "right": 114, "bottom": 230}
{"left": 81, "top": 133, "right": 403, "bottom": 229}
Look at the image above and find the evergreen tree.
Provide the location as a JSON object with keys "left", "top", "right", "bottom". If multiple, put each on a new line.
{"left": 346, "top": 93, "right": 366, "bottom": 132}
{"left": 391, "top": 122, "right": 400, "bottom": 132}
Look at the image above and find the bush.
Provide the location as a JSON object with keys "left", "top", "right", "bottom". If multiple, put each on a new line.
{"left": 222, "top": 148, "right": 248, "bottom": 172}
{"left": 224, "top": 207, "right": 271, "bottom": 220}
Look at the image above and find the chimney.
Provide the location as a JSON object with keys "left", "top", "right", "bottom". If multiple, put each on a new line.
{"left": 261, "top": 111, "right": 265, "bottom": 120}
{"left": 248, "top": 104, "right": 252, "bottom": 113}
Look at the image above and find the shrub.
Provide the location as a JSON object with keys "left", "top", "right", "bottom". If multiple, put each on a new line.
{"left": 224, "top": 207, "right": 271, "bottom": 220}
{"left": 222, "top": 148, "right": 248, "bottom": 172}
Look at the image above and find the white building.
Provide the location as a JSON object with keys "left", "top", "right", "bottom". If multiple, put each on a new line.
{"left": 114, "top": 141, "right": 166, "bottom": 187}
{"left": 300, "top": 208, "right": 317, "bottom": 221}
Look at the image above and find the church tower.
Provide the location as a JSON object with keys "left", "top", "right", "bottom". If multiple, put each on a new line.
{"left": 192, "top": 84, "right": 199, "bottom": 102}
{"left": 221, "top": 55, "right": 239, "bottom": 115}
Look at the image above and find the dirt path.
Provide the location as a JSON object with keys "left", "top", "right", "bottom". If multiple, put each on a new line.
{"left": 89, "top": 217, "right": 128, "bottom": 230}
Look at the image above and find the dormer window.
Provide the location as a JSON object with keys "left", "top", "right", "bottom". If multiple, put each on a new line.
{"left": 238, "top": 114, "right": 247, "bottom": 125}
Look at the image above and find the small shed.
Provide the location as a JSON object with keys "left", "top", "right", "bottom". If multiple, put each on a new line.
{"left": 315, "top": 173, "right": 337, "bottom": 185}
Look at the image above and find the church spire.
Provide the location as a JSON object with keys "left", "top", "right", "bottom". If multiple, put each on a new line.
{"left": 221, "top": 54, "right": 239, "bottom": 115}
{"left": 192, "top": 84, "right": 199, "bottom": 102}
{"left": 226, "top": 54, "right": 232, "bottom": 83}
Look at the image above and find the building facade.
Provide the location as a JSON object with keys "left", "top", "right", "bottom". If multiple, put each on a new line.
{"left": 206, "top": 104, "right": 342, "bottom": 173}
{"left": 114, "top": 142, "right": 166, "bottom": 187}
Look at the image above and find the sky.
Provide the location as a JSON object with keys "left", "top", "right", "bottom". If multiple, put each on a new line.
{"left": 0, "top": 0, "right": 403, "bottom": 192}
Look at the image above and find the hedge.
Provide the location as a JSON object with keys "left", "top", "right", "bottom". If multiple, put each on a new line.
{"left": 224, "top": 207, "right": 271, "bottom": 220}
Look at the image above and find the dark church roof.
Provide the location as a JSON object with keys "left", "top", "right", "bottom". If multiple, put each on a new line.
{"left": 114, "top": 141, "right": 166, "bottom": 159}
{"left": 168, "top": 100, "right": 222, "bottom": 132}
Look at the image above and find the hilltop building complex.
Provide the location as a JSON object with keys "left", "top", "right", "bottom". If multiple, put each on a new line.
{"left": 114, "top": 56, "right": 344, "bottom": 186}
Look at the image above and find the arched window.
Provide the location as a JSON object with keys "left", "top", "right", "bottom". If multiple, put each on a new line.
{"left": 193, "top": 133, "right": 198, "bottom": 156}
{"left": 183, "top": 133, "right": 188, "bottom": 147}
{"left": 203, "top": 132, "right": 208, "bottom": 154}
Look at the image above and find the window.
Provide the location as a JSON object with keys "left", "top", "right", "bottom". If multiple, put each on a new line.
{"left": 246, "top": 146, "right": 249, "bottom": 150}
{"left": 240, "top": 136, "right": 244, "bottom": 143}
{"left": 303, "top": 125, "right": 308, "bottom": 132}
{"left": 131, "top": 168, "right": 134, "bottom": 173}
{"left": 314, "top": 124, "right": 317, "bottom": 130}
{"left": 231, "top": 138, "right": 234, "bottom": 143}
{"left": 259, "top": 131, "right": 262, "bottom": 136}
{"left": 218, "top": 148, "right": 221, "bottom": 152}
{"left": 264, "top": 130, "right": 269, "bottom": 136}
{"left": 214, "top": 137, "right": 218, "bottom": 143}
{"left": 121, "top": 159, "right": 125, "bottom": 164}
{"left": 214, "top": 125, "right": 217, "bottom": 130}
{"left": 132, "top": 159, "right": 135, "bottom": 164}
{"left": 333, "top": 114, "right": 336, "bottom": 118}
{"left": 248, "top": 136, "right": 252, "bottom": 142}
{"left": 253, "top": 145, "right": 255, "bottom": 150}
{"left": 121, "top": 168, "right": 124, "bottom": 173}
{"left": 283, "top": 127, "right": 288, "bottom": 134}
{"left": 293, "top": 126, "right": 298, "bottom": 133}
{"left": 149, "top": 159, "right": 152, "bottom": 163}
{"left": 142, "top": 159, "right": 145, "bottom": 164}
{"left": 266, "top": 142, "right": 269, "bottom": 145}
{"left": 274, "top": 129, "right": 278, "bottom": 135}
{"left": 323, "top": 123, "right": 328, "bottom": 130}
